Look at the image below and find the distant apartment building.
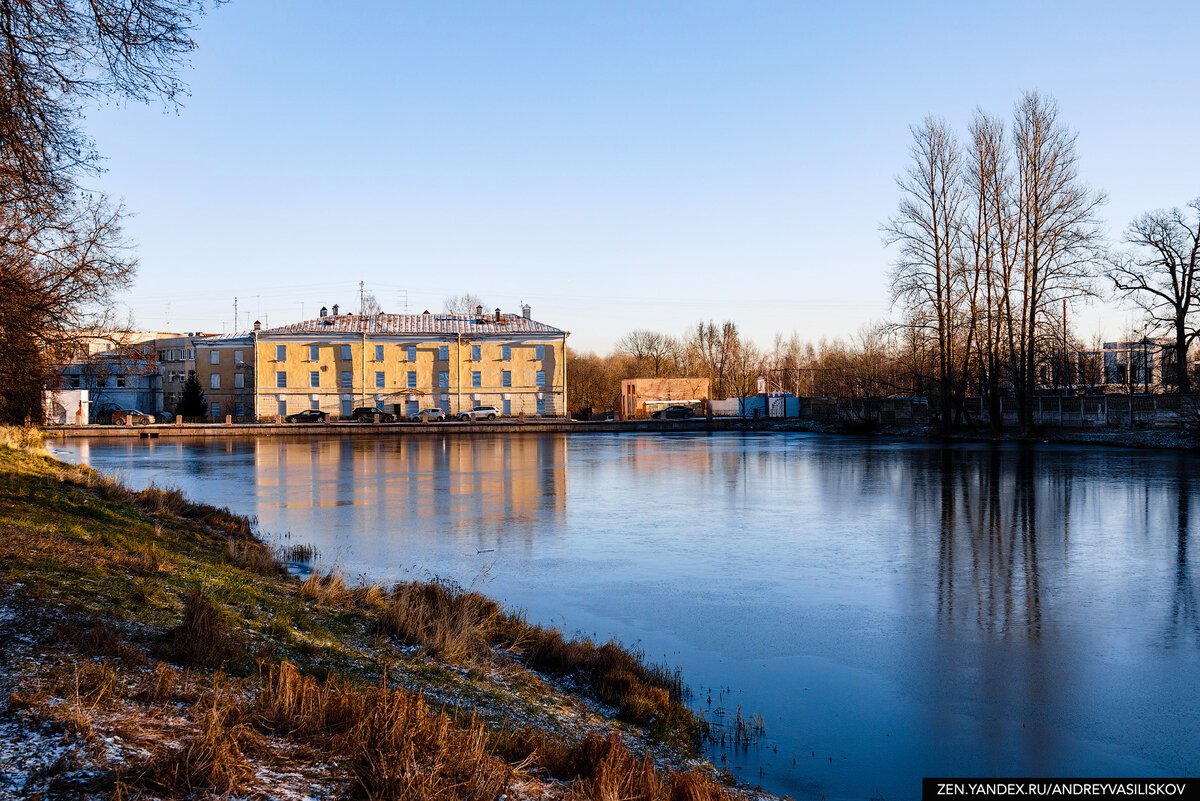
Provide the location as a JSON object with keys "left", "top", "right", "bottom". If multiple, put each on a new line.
{"left": 1047, "top": 338, "right": 1188, "bottom": 393}
{"left": 194, "top": 305, "right": 569, "bottom": 421}
{"left": 154, "top": 336, "right": 200, "bottom": 414}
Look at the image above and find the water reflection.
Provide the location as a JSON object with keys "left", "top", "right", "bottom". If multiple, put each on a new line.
{"left": 52, "top": 433, "right": 1200, "bottom": 798}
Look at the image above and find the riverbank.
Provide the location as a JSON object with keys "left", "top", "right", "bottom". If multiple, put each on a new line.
{"left": 0, "top": 427, "right": 770, "bottom": 801}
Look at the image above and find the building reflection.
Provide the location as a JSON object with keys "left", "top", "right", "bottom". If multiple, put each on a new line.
{"left": 251, "top": 434, "right": 567, "bottom": 556}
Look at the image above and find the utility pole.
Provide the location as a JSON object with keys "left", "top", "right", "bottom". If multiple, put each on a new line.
{"left": 233, "top": 297, "right": 238, "bottom": 332}
{"left": 359, "top": 281, "right": 365, "bottom": 316}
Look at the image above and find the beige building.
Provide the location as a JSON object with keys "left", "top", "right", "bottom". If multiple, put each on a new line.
{"left": 618, "top": 377, "right": 710, "bottom": 419}
{"left": 195, "top": 307, "right": 569, "bottom": 421}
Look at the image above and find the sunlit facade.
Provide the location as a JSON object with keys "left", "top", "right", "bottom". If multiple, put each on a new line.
{"left": 195, "top": 309, "right": 569, "bottom": 421}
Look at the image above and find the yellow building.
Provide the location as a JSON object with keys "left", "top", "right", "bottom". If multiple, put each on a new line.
{"left": 195, "top": 308, "right": 569, "bottom": 421}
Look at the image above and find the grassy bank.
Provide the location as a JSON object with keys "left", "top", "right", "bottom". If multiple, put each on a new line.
{"left": 0, "top": 426, "right": 768, "bottom": 800}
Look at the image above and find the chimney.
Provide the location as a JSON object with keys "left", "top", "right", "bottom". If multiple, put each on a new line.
{"left": 475, "top": 304, "right": 483, "bottom": 318}
{"left": 494, "top": 307, "right": 501, "bottom": 322}
{"left": 319, "top": 306, "right": 327, "bottom": 318}
{"left": 521, "top": 303, "right": 531, "bottom": 320}
{"left": 253, "top": 320, "right": 261, "bottom": 331}
{"left": 332, "top": 303, "right": 339, "bottom": 316}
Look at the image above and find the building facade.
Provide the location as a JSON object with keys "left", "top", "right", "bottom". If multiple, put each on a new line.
{"left": 195, "top": 308, "right": 569, "bottom": 421}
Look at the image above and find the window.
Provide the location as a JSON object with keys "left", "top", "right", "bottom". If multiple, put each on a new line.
{"left": 186, "top": 349, "right": 194, "bottom": 360}
{"left": 210, "top": 402, "right": 220, "bottom": 418}
{"left": 341, "top": 345, "right": 352, "bottom": 360}
{"left": 310, "top": 371, "right": 320, "bottom": 388}
{"left": 309, "top": 345, "right": 319, "bottom": 361}
{"left": 310, "top": 397, "right": 319, "bottom": 410}
{"left": 407, "top": 371, "right": 416, "bottom": 388}
{"left": 341, "top": 398, "right": 352, "bottom": 416}
{"left": 536, "top": 370, "right": 546, "bottom": 387}
{"left": 116, "top": 376, "right": 126, "bottom": 388}
{"left": 341, "top": 371, "right": 352, "bottom": 388}
{"left": 234, "top": 373, "right": 245, "bottom": 388}
{"left": 438, "top": 371, "right": 449, "bottom": 388}
{"left": 210, "top": 374, "right": 220, "bottom": 389}
{"left": 439, "top": 395, "right": 450, "bottom": 413}
{"left": 471, "top": 345, "right": 480, "bottom": 360}
{"left": 406, "top": 345, "right": 416, "bottom": 361}
{"left": 211, "top": 350, "right": 221, "bottom": 365}
{"left": 234, "top": 402, "right": 244, "bottom": 417}
{"left": 471, "top": 371, "right": 481, "bottom": 388}
{"left": 276, "top": 372, "right": 286, "bottom": 388}
{"left": 374, "top": 345, "right": 384, "bottom": 361}
{"left": 375, "top": 371, "right": 385, "bottom": 388}
{"left": 502, "top": 399, "right": 511, "bottom": 415}
{"left": 406, "top": 400, "right": 419, "bottom": 417}
{"left": 438, "top": 345, "right": 449, "bottom": 361}
{"left": 277, "top": 400, "right": 287, "bottom": 416}
{"left": 536, "top": 397, "right": 546, "bottom": 415}
{"left": 535, "top": 344, "right": 545, "bottom": 360}
{"left": 502, "top": 371, "right": 511, "bottom": 388}
{"left": 275, "top": 345, "right": 286, "bottom": 361}
{"left": 234, "top": 350, "right": 243, "bottom": 363}
{"left": 501, "top": 345, "right": 511, "bottom": 360}
{"left": 70, "top": 375, "right": 80, "bottom": 388}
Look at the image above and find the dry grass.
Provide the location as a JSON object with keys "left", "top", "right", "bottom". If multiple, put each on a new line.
{"left": 137, "top": 484, "right": 191, "bottom": 516}
{"left": 121, "top": 686, "right": 255, "bottom": 797}
{"left": 170, "top": 588, "right": 246, "bottom": 668}
{"left": 225, "top": 540, "right": 286, "bottom": 576}
{"left": 0, "top": 424, "right": 44, "bottom": 450}
{"left": 300, "top": 568, "right": 350, "bottom": 607}
{"left": 376, "top": 580, "right": 499, "bottom": 663}
{"left": 344, "top": 683, "right": 511, "bottom": 801}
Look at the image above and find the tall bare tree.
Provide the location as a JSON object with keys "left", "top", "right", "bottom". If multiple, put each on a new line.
{"left": 1010, "top": 92, "right": 1106, "bottom": 431}
{"left": 884, "top": 117, "right": 970, "bottom": 427}
{"left": 442, "top": 293, "right": 489, "bottom": 316}
{"left": 1110, "top": 199, "right": 1200, "bottom": 392}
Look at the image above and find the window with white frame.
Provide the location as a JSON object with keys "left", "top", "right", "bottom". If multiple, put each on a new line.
{"left": 210, "top": 374, "right": 220, "bottom": 389}
{"left": 310, "top": 371, "right": 319, "bottom": 388}
{"left": 234, "top": 402, "right": 244, "bottom": 417}
{"left": 309, "top": 345, "right": 319, "bottom": 361}
{"left": 535, "top": 370, "right": 546, "bottom": 387}
{"left": 276, "top": 372, "right": 286, "bottom": 388}
{"left": 471, "top": 345, "right": 480, "bottom": 360}
{"left": 502, "top": 371, "right": 511, "bottom": 387}
{"left": 341, "top": 345, "right": 352, "bottom": 360}
{"left": 471, "top": 371, "right": 481, "bottom": 387}
{"left": 234, "top": 350, "right": 243, "bottom": 363}
{"left": 406, "top": 345, "right": 416, "bottom": 361}
{"left": 210, "top": 350, "right": 220, "bottom": 365}
{"left": 535, "top": 344, "right": 545, "bottom": 360}
{"left": 275, "top": 345, "right": 286, "bottom": 360}
{"left": 375, "top": 371, "right": 385, "bottom": 388}
{"left": 210, "top": 402, "right": 220, "bottom": 417}
{"left": 438, "top": 345, "right": 449, "bottom": 361}
{"left": 374, "top": 345, "right": 384, "bottom": 361}
{"left": 438, "top": 371, "right": 449, "bottom": 388}
{"left": 407, "top": 371, "right": 416, "bottom": 388}
{"left": 501, "top": 344, "right": 511, "bottom": 360}
{"left": 234, "top": 373, "right": 245, "bottom": 388}
{"left": 341, "top": 371, "right": 352, "bottom": 387}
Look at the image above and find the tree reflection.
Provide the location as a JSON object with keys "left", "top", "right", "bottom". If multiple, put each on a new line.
{"left": 1165, "top": 455, "right": 1198, "bottom": 648}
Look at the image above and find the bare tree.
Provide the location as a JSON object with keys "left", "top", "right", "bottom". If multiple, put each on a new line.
{"left": 614, "top": 329, "right": 678, "bottom": 377}
{"left": 1110, "top": 199, "right": 1200, "bottom": 392}
{"left": 360, "top": 292, "right": 383, "bottom": 316}
{"left": 1010, "top": 92, "right": 1106, "bottom": 432}
{"left": 442, "top": 293, "right": 489, "bottom": 316}
{"left": 883, "top": 117, "right": 970, "bottom": 428}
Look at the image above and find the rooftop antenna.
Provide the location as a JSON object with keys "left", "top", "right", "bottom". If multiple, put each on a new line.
{"left": 359, "top": 280, "right": 365, "bottom": 315}
{"left": 233, "top": 296, "right": 238, "bottom": 332}
{"left": 164, "top": 301, "right": 171, "bottom": 330}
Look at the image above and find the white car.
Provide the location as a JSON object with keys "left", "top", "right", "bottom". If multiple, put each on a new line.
{"left": 410, "top": 408, "right": 446, "bottom": 422}
{"left": 458, "top": 405, "right": 499, "bottom": 421}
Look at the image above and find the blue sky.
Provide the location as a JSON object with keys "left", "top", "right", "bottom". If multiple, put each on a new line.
{"left": 83, "top": 1, "right": 1200, "bottom": 352}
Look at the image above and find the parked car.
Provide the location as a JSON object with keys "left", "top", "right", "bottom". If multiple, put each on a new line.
{"left": 350, "top": 406, "right": 396, "bottom": 423}
{"left": 458, "top": 405, "right": 499, "bottom": 422}
{"left": 112, "top": 409, "right": 154, "bottom": 425}
{"left": 598, "top": 411, "right": 615, "bottom": 421}
{"left": 410, "top": 408, "right": 446, "bottom": 422}
{"left": 285, "top": 409, "right": 328, "bottom": 423}
{"left": 155, "top": 411, "right": 175, "bottom": 423}
{"left": 651, "top": 405, "right": 695, "bottom": 420}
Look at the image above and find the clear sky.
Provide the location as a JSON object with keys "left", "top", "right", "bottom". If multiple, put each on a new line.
{"left": 82, "top": 0, "right": 1200, "bottom": 353}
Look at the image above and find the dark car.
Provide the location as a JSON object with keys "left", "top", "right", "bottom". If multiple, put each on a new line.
{"left": 651, "top": 405, "right": 694, "bottom": 420}
{"left": 112, "top": 409, "right": 154, "bottom": 425}
{"left": 350, "top": 406, "right": 395, "bottom": 423}
{"left": 286, "top": 409, "right": 328, "bottom": 423}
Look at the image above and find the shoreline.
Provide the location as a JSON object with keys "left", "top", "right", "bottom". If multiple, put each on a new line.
{"left": 0, "top": 428, "right": 775, "bottom": 801}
